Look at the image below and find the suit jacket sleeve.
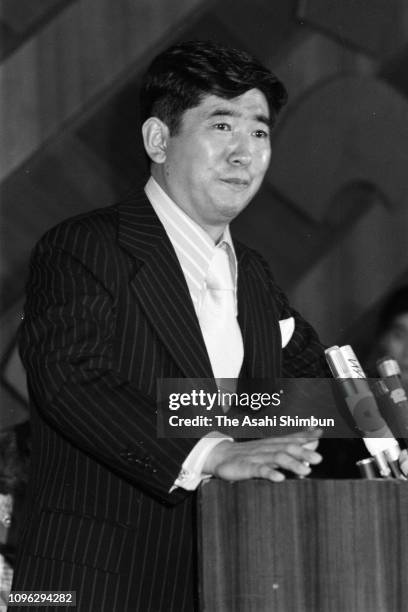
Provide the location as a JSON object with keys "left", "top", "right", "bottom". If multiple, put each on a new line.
{"left": 19, "top": 218, "right": 197, "bottom": 505}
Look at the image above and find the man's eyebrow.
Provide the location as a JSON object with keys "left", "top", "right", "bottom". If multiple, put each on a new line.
{"left": 206, "top": 108, "right": 272, "bottom": 127}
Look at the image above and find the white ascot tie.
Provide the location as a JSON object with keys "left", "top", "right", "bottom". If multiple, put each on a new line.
{"left": 199, "top": 243, "right": 244, "bottom": 384}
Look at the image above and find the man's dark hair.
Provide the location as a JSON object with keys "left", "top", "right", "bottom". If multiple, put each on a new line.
{"left": 140, "top": 40, "right": 287, "bottom": 134}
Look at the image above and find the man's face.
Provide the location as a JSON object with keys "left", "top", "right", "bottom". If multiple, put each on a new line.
{"left": 153, "top": 88, "right": 271, "bottom": 239}
{"left": 381, "top": 313, "right": 408, "bottom": 384}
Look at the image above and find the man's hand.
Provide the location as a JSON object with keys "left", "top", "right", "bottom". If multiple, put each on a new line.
{"left": 203, "top": 429, "right": 323, "bottom": 482}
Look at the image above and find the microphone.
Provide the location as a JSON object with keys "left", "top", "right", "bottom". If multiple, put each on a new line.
{"left": 325, "top": 345, "right": 401, "bottom": 477}
{"left": 376, "top": 357, "right": 408, "bottom": 448}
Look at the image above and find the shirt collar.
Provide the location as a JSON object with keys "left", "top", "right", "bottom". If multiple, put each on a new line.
{"left": 144, "top": 176, "right": 238, "bottom": 314}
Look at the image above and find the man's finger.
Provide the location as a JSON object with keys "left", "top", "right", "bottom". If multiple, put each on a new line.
{"left": 399, "top": 449, "right": 408, "bottom": 476}
{"left": 257, "top": 464, "right": 286, "bottom": 482}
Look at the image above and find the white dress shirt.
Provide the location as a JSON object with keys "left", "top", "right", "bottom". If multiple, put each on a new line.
{"left": 145, "top": 176, "right": 294, "bottom": 489}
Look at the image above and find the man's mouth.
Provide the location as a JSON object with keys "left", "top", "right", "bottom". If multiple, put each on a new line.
{"left": 220, "top": 178, "right": 250, "bottom": 189}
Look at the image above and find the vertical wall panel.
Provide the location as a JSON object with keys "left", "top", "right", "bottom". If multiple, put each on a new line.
{"left": 0, "top": 0, "right": 205, "bottom": 181}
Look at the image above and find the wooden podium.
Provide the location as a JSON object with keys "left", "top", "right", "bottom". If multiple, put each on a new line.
{"left": 197, "top": 480, "right": 408, "bottom": 611}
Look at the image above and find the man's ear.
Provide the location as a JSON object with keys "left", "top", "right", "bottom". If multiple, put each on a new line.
{"left": 142, "top": 117, "right": 169, "bottom": 164}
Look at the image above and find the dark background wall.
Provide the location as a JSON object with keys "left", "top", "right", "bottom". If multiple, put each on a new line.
{"left": 2, "top": 0, "right": 408, "bottom": 425}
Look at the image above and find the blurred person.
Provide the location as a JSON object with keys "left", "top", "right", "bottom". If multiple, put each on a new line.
{"left": 375, "top": 286, "right": 408, "bottom": 386}
{"left": 0, "top": 423, "right": 30, "bottom": 607}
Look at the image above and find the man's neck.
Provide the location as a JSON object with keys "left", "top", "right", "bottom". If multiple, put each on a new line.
{"left": 150, "top": 170, "right": 227, "bottom": 243}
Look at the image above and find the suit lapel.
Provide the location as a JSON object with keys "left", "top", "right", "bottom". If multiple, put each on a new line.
{"left": 117, "top": 190, "right": 214, "bottom": 379}
{"left": 117, "top": 189, "right": 281, "bottom": 381}
{"left": 236, "top": 244, "right": 281, "bottom": 379}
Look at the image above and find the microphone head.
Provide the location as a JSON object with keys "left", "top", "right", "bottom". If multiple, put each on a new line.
{"left": 325, "top": 346, "right": 349, "bottom": 378}
{"left": 376, "top": 356, "right": 401, "bottom": 378}
{"left": 338, "top": 345, "right": 366, "bottom": 378}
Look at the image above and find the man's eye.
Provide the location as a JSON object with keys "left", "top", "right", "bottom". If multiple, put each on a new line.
{"left": 253, "top": 129, "right": 269, "bottom": 139}
{"left": 214, "top": 123, "right": 231, "bottom": 131}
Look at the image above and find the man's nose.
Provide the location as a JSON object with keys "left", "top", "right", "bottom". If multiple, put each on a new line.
{"left": 228, "top": 136, "right": 252, "bottom": 166}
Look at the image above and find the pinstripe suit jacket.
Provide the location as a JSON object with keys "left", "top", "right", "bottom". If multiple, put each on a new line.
{"left": 13, "top": 187, "right": 325, "bottom": 611}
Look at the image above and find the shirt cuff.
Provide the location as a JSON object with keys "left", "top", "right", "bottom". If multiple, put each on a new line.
{"left": 171, "top": 432, "right": 233, "bottom": 491}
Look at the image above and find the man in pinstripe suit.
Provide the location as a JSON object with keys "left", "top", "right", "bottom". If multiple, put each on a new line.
{"left": 12, "top": 41, "right": 336, "bottom": 611}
